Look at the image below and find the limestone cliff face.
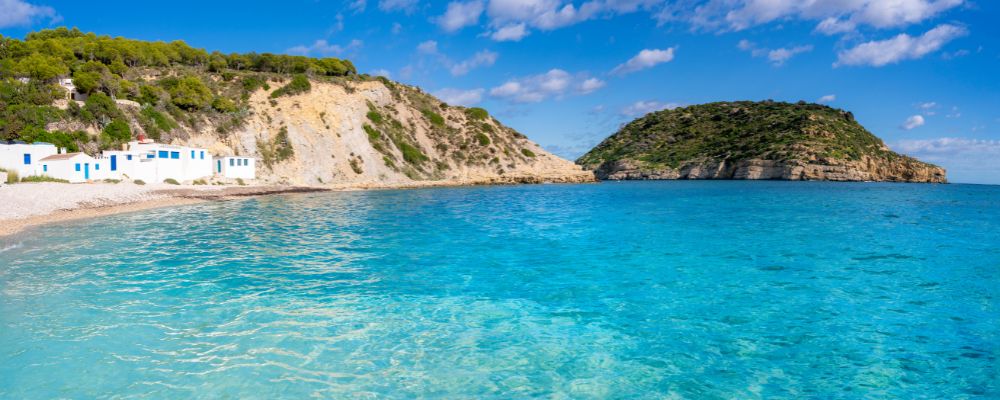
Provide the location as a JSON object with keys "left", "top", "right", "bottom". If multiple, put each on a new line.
{"left": 578, "top": 101, "right": 946, "bottom": 183}
{"left": 173, "top": 79, "right": 593, "bottom": 186}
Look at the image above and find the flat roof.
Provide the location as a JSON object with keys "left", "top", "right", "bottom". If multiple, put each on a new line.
{"left": 39, "top": 152, "right": 89, "bottom": 161}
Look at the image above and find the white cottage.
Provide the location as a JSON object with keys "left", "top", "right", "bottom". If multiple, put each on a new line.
{"left": 37, "top": 152, "right": 97, "bottom": 183}
{"left": 215, "top": 156, "right": 256, "bottom": 180}
{"left": 0, "top": 141, "right": 58, "bottom": 178}
{"left": 101, "top": 139, "right": 213, "bottom": 183}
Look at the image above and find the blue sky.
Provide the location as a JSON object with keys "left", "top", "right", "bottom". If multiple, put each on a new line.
{"left": 2, "top": 0, "right": 998, "bottom": 184}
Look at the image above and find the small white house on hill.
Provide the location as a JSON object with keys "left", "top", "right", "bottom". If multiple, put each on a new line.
{"left": 215, "top": 156, "right": 256, "bottom": 180}
{"left": 0, "top": 141, "right": 58, "bottom": 178}
{"left": 38, "top": 152, "right": 97, "bottom": 183}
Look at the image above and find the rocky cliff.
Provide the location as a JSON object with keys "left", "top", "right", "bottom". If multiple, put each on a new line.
{"left": 180, "top": 79, "right": 593, "bottom": 186}
{"left": 577, "top": 101, "right": 946, "bottom": 183}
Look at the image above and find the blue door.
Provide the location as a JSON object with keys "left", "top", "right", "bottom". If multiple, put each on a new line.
{"left": 110, "top": 155, "right": 117, "bottom": 171}
{"left": 217, "top": 160, "right": 221, "bottom": 173}
{"left": 84, "top": 163, "right": 90, "bottom": 180}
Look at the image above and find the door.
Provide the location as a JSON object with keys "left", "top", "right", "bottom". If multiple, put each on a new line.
{"left": 84, "top": 163, "right": 90, "bottom": 180}
{"left": 110, "top": 155, "right": 117, "bottom": 171}
{"left": 217, "top": 160, "right": 222, "bottom": 173}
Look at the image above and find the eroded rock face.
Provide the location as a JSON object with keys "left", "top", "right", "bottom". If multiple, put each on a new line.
{"left": 594, "top": 158, "right": 946, "bottom": 183}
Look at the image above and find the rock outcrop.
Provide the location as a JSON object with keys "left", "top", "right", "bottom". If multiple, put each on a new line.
{"left": 163, "top": 79, "right": 594, "bottom": 186}
{"left": 578, "top": 101, "right": 946, "bottom": 183}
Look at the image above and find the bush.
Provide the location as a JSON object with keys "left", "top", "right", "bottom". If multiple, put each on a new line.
{"left": 475, "top": 132, "right": 491, "bottom": 146}
{"left": 363, "top": 124, "right": 380, "bottom": 141}
{"left": 366, "top": 109, "right": 383, "bottom": 124}
{"left": 5, "top": 170, "right": 20, "bottom": 184}
{"left": 398, "top": 142, "right": 428, "bottom": 164}
{"left": 211, "top": 96, "right": 237, "bottom": 113}
{"left": 101, "top": 119, "right": 132, "bottom": 146}
{"left": 84, "top": 92, "right": 122, "bottom": 123}
{"left": 422, "top": 109, "right": 445, "bottom": 126}
{"left": 236, "top": 178, "right": 246, "bottom": 186}
{"left": 163, "top": 178, "right": 180, "bottom": 185}
{"left": 193, "top": 179, "right": 207, "bottom": 185}
{"left": 521, "top": 148, "right": 536, "bottom": 157}
{"left": 165, "top": 76, "right": 213, "bottom": 110}
{"left": 133, "top": 179, "right": 146, "bottom": 185}
{"left": 466, "top": 107, "right": 489, "bottom": 120}
{"left": 103, "top": 179, "right": 121, "bottom": 183}
{"left": 269, "top": 74, "right": 311, "bottom": 98}
{"left": 20, "top": 175, "right": 69, "bottom": 183}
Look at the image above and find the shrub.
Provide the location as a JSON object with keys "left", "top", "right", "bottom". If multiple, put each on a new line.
{"left": 103, "top": 179, "right": 121, "bottom": 183}
{"left": 363, "top": 124, "right": 380, "bottom": 141}
{"left": 236, "top": 178, "right": 246, "bottom": 186}
{"left": 134, "top": 179, "right": 146, "bottom": 185}
{"left": 269, "top": 74, "right": 311, "bottom": 98}
{"left": 20, "top": 175, "right": 69, "bottom": 183}
{"left": 475, "top": 132, "right": 491, "bottom": 146}
{"left": 84, "top": 92, "right": 122, "bottom": 123}
{"left": 257, "top": 126, "right": 294, "bottom": 168}
{"left": 398, "top": 142, "right": 428, "bottom": 164}
{"left": 193, "top": 179, "right": 207, "bottom": 185}
{"left": 422, "top": 109, "right": 445, "bottom": 127}
{"left": 165, "top": 76, "right": 213, "bottom": 110}
{"left": 366, "top": 109, "right": 383, "bottom": 124}
{"left": 349, "top": 158, "right": 363, "bottom": 174}
{"left": 211, "top": 96, "right": 237, "bottom": 113}
{"left": 466, "top": 107, "right": 489, "bottom": 120}
{"left": 163, "top": 178, "right": 180, "bottom": 185}
{"left": 5, "top": 170, "right": 20, "bottom": 184}
{"left": 521, "top": 148, "right": 536, "bottom": 157}
{"left": 101, "top": 119, "right": 132, "bottom": 146}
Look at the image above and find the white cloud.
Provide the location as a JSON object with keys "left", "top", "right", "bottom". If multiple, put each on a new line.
{"left": 371, "top": 69, "right": 392, "bottom": 78}
{"left": 818, "top": 94, "right": 836, "bottom": 103}
{"left": 436, "top": 1, "right": 485, "bottom": 32}
{"left": 621, "top": 100, "right": 681, "bottom": 117}
{"left": 287, "top": 39, "right": 363, "bottom": 56}
{"left": 349, "top": 0, "right": 367, "bottom": 13}
{"left": 449, "top": 50, "right": 499, "bottom": 76}
{"left": 918, "top": 101, "right": 937, "bottom": 110}
{"left": 835, "top": 24, "right": 967, "bottom": 67}
{"left": 611, "top": 48, "right": 675, "bottom": 75}
{"left": 680, "top": 0, "right": 964, "bottom": 34}
{"left": 767, "top": 45, "right": 813, "bottom": 66}
{"left": 417, "top": 40, "right": 439, "bottom": 54}
{"left": 490, "top": 69, "right": 603, "bottom": 103}
{"left": 490, "top": 23, "right": 529, "bottom": 41}
{"left": 483, "top": 0, "right": 660, "bottom": 41}
{"left": 434, "top": 88, "right": 486, "bottom": 106}
{"left": 579, "top": 77, "right": 606, "bottom": 94}
{"left": 0, "top": 0, "right": 59, "bottom": 28}
{"left": 739, "top": 40, "right": 812, "bottom": 66}
{"left": 901, "top": 115, "right": 926, "bottom": 130}
{"left": 391, "top": 22, "right": 403, "bottom": 34}
{"left": 378, "top": 0, "right": 418, "bottom": 13}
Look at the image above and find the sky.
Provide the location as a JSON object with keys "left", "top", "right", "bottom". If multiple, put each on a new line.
{"left": 1, "top": 0, "right": 998, "bottom": 184}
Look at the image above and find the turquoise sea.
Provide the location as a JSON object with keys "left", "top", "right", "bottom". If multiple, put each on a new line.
{"left": 1, "top": 181, "right": 997, "bottom": 398}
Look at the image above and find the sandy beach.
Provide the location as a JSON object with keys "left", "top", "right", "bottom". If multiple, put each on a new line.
{"left": 0, "top": 182, "right": 329, "bottom": 237}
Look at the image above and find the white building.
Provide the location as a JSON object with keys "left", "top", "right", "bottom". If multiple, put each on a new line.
{"left": 0, "top": 141, "right": 58, "bottom": 178}
{"left": 215, "top": 156, "right": 256, "bottom": 180}
{"left": 101, "top": 140, "right": 213, "bottom": 183}
{"left": 37, "top": 152, "right": 98, "bottom": 183}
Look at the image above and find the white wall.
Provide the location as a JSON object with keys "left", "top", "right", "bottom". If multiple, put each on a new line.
{"left": 216, "top": 157, "right": 256, "bottom": 180}
{"left": 39, "top": 154, "right": 96, "bottom": 183}
{"left": 0, "top": 143, "right": 58, "bottom": 178}
{"left": 102, "top": 144, "right": 212, "bottom": 183}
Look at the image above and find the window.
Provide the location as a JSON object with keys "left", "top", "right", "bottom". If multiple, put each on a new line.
{"left": 43, "top": 165, "right": 47, "bottom": 172}
{"left": 200, "top": 151, "right": 205, "bottom": 160}
{"left": 95, "top": 164, "right": 100, "bottom": 170}
{"left": 75, "top": 163, "right": 80, "bottom": 171}
{"left": 127, "top": 155, "right": 133, "bottom": 161}
{"left": 158, "top": 150, "right": 168, "bottom": 158}
{"left": 147, "top": 152, "right": 155, "bottom": 159}
{"left": 170, "top": 151, "right": 180, "bottom": 159}
{"left": 23, "top": 154, "right": 30, "bottom": 165}
{"left": 191, "top": 150, "right": 195, "bottom": 158}
{"left": 229, "top": 159, "right": 234, "bottom": 167}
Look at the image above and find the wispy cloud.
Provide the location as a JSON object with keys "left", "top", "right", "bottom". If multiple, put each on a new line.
{"left": 611, "top": 48, "right": 675, "bottom": 75}
{"left": 621, "top": 100, "right": 681, "bottom": 117}
{"left": 738, "top": 40, "right": 812, "bottom": 66}
{"left": 490, "top": 69, "right": 604, "bottom": 103}
{"left": 287, "top": 39, "right": 363, "bottom": 56}
{"left": 434, "top": 88, "right": 485, "bottom": 106}
{"left": 0, "top": 0, "right": 59, "bottom": 28}
{"left": 817, "top": 94, "right": 837, "bottom": 103}
{"left": 435, "top": 0, "right": 484, "bottom": 32}
{"left": 901, "top": 115, "right": 926, "bottom": 130}
{"left": 835, "top": 24, "right": 967, "bottom": 67}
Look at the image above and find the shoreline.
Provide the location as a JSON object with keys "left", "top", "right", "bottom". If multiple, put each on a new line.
{"left": 0, "top": 176, "right": 595, "bottom": 238}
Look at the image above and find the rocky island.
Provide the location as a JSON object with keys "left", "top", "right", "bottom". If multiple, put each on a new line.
{"left": 577, "top": 101, "right": 946, "bottom": 183}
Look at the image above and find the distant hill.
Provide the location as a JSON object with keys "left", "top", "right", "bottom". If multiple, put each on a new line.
{"left": 0, "top": 27, "right": 592, "bottom": 185}
{"left": 577, "top": 101, "right": 946, "bottom": 183}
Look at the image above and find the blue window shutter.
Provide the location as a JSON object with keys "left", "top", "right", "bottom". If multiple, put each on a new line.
{"left": 158, "top": 150, "right": 168, "bottom": 158}
{"left": 171, "top": 151, "right": 179, "bottom": 159}
{"left": 95, "top": 164, "right": 99, "bottom": 170}
{"left": 127, "top": 155, "right": 133, "bottom": 160}
{"left": 230, "top": 159, "right": 234, "bottom": 166}
{"left": 23, "top": 154, "right": 30, "bottom": 165}
{"left": 200, "top": 151, "right": 205, "bottom": 159}
{"left": 43, "top": 165, "right": 47, "bottom": 172}
{"left": 75, "top": 163, "right": 80, "bottom": 171}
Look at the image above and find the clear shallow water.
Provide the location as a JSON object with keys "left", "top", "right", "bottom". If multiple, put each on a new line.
{"left": 1, "top": 181, "right": 998, "bottom": 399}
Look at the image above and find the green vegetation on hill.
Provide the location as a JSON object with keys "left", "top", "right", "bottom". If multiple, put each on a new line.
{"left": 0, "top": 27, "right": 356, "bottom": 150}
{"left": 577, "top": 100, "right": 934, "bottom": 169}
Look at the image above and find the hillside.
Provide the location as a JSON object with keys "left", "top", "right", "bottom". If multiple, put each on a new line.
{"left": 577, "top": 101, "right": 946, "bottom": 183}
{"left": 1, "top": 27, "right": 592, "bottom": 186}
